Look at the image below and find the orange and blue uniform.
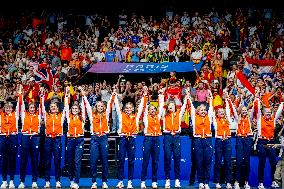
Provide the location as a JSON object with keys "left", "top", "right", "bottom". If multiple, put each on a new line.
{"left": 162, "top": 94, "right": 189, "bottom": 181}
{"left": 19, "top": 94, "right": 42, "bottom": 183}
{"left": 65, "top": 95, "right": 86, "bottom": 184}
{"left": 212, "top": 98, "right": 233, "bottom": 184}
{"left": 230, "top": 97, "right": 253, "bottom": 184}
{"left": 141, "top": 94, "right": 164, "bottom": 182}
{"left": 0, "top": 98, "right": 20, "bottom": 182}
{"left": 84, "top": 93, "right": 115, "bottom": 184}
{"left": 114, "top": 93, "right": 144, "bottom": 181}
{"left": 42, "top": 95, "right": 66, "bottom": 183}
{"left": 188, "top": 96, "right": 213, "bottom": 185}
{"left": 255, "top": 99, "right": 283, "bottom": 183}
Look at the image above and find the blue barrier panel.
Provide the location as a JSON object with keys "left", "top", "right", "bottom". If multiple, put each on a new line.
{"left": 87, "top": 62, "right": 203, "bottom": 74}
{"left": 0, "top": 136, "right": 274, "bottom": 187}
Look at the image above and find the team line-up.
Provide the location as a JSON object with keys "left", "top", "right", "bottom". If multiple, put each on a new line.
{"left": 0, "top": 86, "right": 283, "bottom": 189}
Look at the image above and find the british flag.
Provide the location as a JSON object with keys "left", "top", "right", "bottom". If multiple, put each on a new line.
{"left": 34, "top": 67, "right": 54, "bottom": 89}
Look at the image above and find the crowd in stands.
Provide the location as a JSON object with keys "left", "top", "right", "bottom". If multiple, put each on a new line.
{"left": 0, "top": 6, "right": 283, "bottom": 189}
{"left": 0, "top": 8, "right": 282, "bottom": 106}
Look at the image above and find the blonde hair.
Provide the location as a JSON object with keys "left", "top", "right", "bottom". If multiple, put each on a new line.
{"left": 196, "top": 104, "right": 206, "bottom": 112}
{"left": 4, "top": 102, "right": 13, "bottom": 109}
{"left": 93, "top": 101, "right": 106, "bottom": 114}
{"left": 166, "top": 100, "right": 177, "bottom": 115}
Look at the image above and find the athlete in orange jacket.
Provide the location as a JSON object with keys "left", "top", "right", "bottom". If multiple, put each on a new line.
{"left": 114, "top": 87, "right": 144, "bottom": 189}
{"left": 228, "top": 93, "right": 253, "bottom": 189}
{"left": 161, "top": 91, "right": 189, "bottom": 189}
{"left": 84, "top": 89, "right": 116, "bottom": 189}
{"left": 18, "top": 93, "right": 43, "bottom": 189}
{"left": 41, "top": 92, "right": 66, "bottom": 188}
{"left": 0, "top": 100, "right": 20, "bottom": 189}
{"left": 188, "top": 90, "right": 213, "bottom": 189}
{"left": 65, "top": 87, "right": 86, "bottom": 189}
{"left": 254, "top": 97, "right": 283, "bottom": 189}
{"left": 212, "top": 96, "right": 233, "bottom": 189}
{"left": 140, "top": 87, "right": 163, "bottom": 189}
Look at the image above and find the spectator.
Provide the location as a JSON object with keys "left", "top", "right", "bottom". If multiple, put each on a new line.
{"left": 218, "top": 42, "right": 234, "bottom": 70}
{"left": 195, "top": 82, "right": 209, "bottom": 106}
{"left": 130, "top": 43, "right": 141, "bottom": 63}
{"left": 67, "top": 63, "right": 79, "bottom": 83}
{"left": 104, "top": 47, "right": 116, "bottom": 62}
{"left": 23, "top": 77, "right": 39, "bottom": 103}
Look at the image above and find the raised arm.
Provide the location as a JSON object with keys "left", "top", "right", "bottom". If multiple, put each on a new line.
{"left": 253, "top": 97, "right": 261, "bottom": 135}
{"left": 113, "top": 93, "right": 122, "bottom": 128}
{"left": 158, "top": 93, "right": 165, "bottom": 120}
{"left": 188, "top": 94, "right": 196, "bottom": 128}
{"left": 179, "top": 94, "right": 189, "bottom": 123}
{"left": 274, "top": 102, "right": 284, "bottom": 125}
{"left": 207, "top": 90, "right": 214, "bottom": 124}
{"left": 212, "top": 107, "right": 218, "bottom": 136}
{"left": 143, "top": 99, "right": 149, "bottom": 134}
{"left": 225, "top": 97, "right": 237, "bottom": 131}
{"left": 136, "top": 95, "right": 145, "bottom": 129}
{"left": 106, "top": 92, "right": 116, "bottom": 128}
{"left": 18, "top": 93, "right": 26, "bottom": 129}
{"left": 15, "top": 93, "right": 22, "bottom": 132}
{"left": 77, "top": 87, "right": 88, "bottom": 124}
{"left": 82, "top": 92, "right": 93, "bottom": 123}
{"left": 64, "top": 94, "right": 70, "bottom": 124}
{"left": 80, "top": 95, "right": 86, "bottom": 125}
{"left": 41, "top": 94, "right": 46, "bottom": 125}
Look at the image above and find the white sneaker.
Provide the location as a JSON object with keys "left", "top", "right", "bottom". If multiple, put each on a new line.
{"left": 70, "top": 181, "right": 74, "bottom": 188}
{"left": 127, "top": 180, "right": 133, "bottom": 189}
{"left": 216, "top": 183, "right": 222, "bottom": 189}
{"left": 31, "top": 182, "right": 38, "bottom": 189}
{"left": 204, "top": 184, "right": 210, "bottom": 189}
{"left": 272, "top": 181, "right": 280, "bottom": 188}
{"left": 152, "top": 182, "right": 158, "bottom": 189}
{"left": 116, "top": 181, "right": 124, "bottom": 189}
{"left": 102, "top": 182, "right": 108, "bottom": 189}
{"left": 234, "top": 182, "right": 240, "bottom": 189}
{"left": 8, "top": 181, "right": 15, "bottom": 189}
{"left": 226, "top": 183, "right": 232, "bottom": 189}
{"left": 165, "top": 179, "right": 171, "bottom": 188}
{"left": 141, "top": 181, "right": 146, "bottom": 189}
{"left": 91, "top": 182, "right": 97, "bottom": 189}
{"left": 199, "top": 183, "right": 205, "bottom": 189}
{"left": 1, "top": 181, "right": 8, "bottom": 189}
{"left": 44, "top": 182, "right": 50, "bottom": 188}
{"left": 175, "top": 179, "right": 181, "bottom": 188}
{"left": 244, "top": 182, "right": 250, "bottom": 189}
{"left": 55, "top": 181, "right": 61, "bottom": 188}
{"left": 258, "top": 183, "right": 265, "bottom": 189}
{"left": 17, "top": 183, "right": 25, "bottom": 189}
{"left": 71, "top": 183, "right": 79, "bottom": 189}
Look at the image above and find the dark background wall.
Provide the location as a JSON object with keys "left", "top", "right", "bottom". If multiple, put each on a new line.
{"left": 1, "top": 0, "right": 283, "bottom": 15}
